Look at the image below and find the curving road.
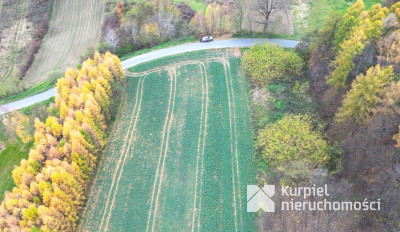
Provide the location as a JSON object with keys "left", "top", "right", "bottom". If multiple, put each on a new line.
{"left": 0, "top": 38, "right": 299, "bottom": 115}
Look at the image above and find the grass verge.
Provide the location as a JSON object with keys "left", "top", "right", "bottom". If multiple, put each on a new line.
{"left": 0, "top": 79, "right": 56, "bottom": 104}
{"left": 119, "top": 36, "right": 197, "bottom": 61}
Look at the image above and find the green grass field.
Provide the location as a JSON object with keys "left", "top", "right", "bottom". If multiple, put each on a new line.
{"left": 289, "top": 0, "right": 382, "bottom": 38}
{"left": 117, "top": 0, "right": 206, "bottom": 13}
{"left": 309, "top": 0, "right": 382, "bottom": 31}
{"left": 0, "top": 142, "right": 31, "bottom": 201}
{"left": 79, "top": 49, "right": 256, "bottom": 231}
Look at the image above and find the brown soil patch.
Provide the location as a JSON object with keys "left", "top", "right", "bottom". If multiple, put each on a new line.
{"left": 232, "top": 47, "right": 241, "bottom": 57}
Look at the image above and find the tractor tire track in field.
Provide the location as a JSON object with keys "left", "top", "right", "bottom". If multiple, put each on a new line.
{"left": 221, "top": 55, "right": 238, "bottom": 232}
{"left": 77, "top": 81, "right": 128, "bottom": 232}
{"left": 191, "top": 63, "right": 209, "bottom": 232}
{"left": 128, "top": 57, "right": 243, "bottom": 232}
{"left": 80, "top": 50, "right": 255, "bottom": 231}
{"left": 196, "top": 63, "right": 209, "bottom": 232}
{"left": 125, "top": 58, "right": 222, "bottom": 77}
{"left": 98, "top": 77, "right": 144, "bottom": 231}
{"left": 146, "top": 69, "right": 177, "bottom": 232}
{"left": 103, "top": 75, "right": 146, "bottom": 230}
{"left": 224, "top": 51, "right": 243, "bottom": 229}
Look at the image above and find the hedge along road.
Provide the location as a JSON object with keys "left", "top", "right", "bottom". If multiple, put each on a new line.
{"left": 0, "top": 38, "right": 299, "bottom": 115}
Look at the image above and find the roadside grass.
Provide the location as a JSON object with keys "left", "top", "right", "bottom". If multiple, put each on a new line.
{"left": 119, "top": 36, "right": 197, "bottom": 60}
{"left": 20, "top": 97, "right": 55, "bottom": 115}
{"left": 286, "top": 0, "right": 383, "bottom": 39}
{"left": 233, "top": 31, "right": 303, "bottom": 40}
{"left": 0, "top": 79, "right": 56, "bottom": 104}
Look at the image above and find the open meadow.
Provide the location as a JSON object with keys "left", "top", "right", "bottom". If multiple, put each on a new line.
{"left": 79, "top": 49, "right": 256, "bottom": 231}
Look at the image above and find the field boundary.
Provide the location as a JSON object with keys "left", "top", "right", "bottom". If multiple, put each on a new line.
{"left": 191, "top": 63, "right": 208, "bottom": 232}
{"left": 147, "top": 69, "right": 178, "bottom": 232}
{"left": 98, "top": 76, "right": 144, "bottom": 231}
{"left": 224, "top": 52, "right": 243, "bottom": 229}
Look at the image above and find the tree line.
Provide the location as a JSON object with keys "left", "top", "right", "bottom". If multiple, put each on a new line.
{"left": 91, "top": 0, "right": 252, "bottom": 58}
{"left": 0, "top": 52, "right": 124, "bottom": 231}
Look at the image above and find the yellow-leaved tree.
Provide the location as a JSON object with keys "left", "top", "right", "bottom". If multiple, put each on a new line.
{"left": 0, "top": 51, "right": 125, "bottom": 231}
{"left": 336, "top": 65, "right": 394, "bottom": 123}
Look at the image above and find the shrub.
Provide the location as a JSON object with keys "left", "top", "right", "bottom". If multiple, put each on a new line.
{"left": 18, "top": 40, "right": 41, "bottom": 79}
{"left": 17, "top": 16, "right": 51, "bottom": 80}
{"left": 257, "top": 114, "right": 331, "bottom": 170}
{"left": 242, "top": 44, "right": 304, "bottom": 87}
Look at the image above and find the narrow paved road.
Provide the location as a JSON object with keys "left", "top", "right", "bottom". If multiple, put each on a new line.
{"left": 0, "top": 38, "right": 299, "bottom": 115}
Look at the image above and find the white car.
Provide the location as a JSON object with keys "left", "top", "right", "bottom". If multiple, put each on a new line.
{"left": 200, "top": 36, "right": 213, "bottom": 42}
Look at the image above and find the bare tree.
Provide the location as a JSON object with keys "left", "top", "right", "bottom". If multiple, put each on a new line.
{"left": 252, "top": 0, "right": 280, "bottom": 34}
{"left": 104, "top": 28, "right": 119, "bottom": 51}
{"left": 131, "top": 23, "right": 139, "bottom": 45}
{"left": 156, "top": 2, "right": 178, "bottom": 38}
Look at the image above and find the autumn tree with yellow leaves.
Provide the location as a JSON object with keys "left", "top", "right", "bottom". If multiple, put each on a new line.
{"left": 3, "top": 111, "right": 33, "bottom": 144}
{"left": 0, "top": 51, "right": 124, "bottom": 231}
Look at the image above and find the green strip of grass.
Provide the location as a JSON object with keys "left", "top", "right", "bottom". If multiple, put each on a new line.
{"left": 20, "top": 97, "right": 55, "bottom": 115}
{"left": 0, "top": 142, "right": 32, "bottom": 201}
{"left": 0, "top": 79, "right": 56, "bottom": 104}
{"left": 119, "top": 36, "right": 197, "bottom": 61}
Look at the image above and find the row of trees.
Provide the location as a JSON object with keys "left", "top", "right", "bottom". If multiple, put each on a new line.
{"left": 100, "top": 0, "right": 257, "bottom": 56}
{"left": 0, "top": 52, "right": 124, "bottom": 231}
{"left": 101, "top": 0, "right": 183, "bottom": 54}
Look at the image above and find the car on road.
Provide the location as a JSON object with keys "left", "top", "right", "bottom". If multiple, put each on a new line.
{"left": 200, "top": 36, "right": 213, "bottom": 43}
